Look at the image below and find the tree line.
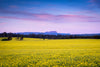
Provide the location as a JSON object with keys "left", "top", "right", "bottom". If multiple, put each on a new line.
{"left": 0, "top": 32, "right": 100, "bottom": 41}
{"left": 0, "top": 32, "right": 23, "bottom": 41}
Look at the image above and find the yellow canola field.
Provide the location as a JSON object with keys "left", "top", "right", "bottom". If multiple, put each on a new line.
{"left": 0, "top": 38, "right": 100, "bottom": 67}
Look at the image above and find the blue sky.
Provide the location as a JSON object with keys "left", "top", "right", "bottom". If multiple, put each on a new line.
{"left": 0, "top": 0, "right": 100, "bottom": 34}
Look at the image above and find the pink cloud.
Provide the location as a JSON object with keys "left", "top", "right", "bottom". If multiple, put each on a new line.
{"left": 75, "top": 10, "right": 93, "bottom": 14}
{"left": 0, "top": 9, "right": 100, "bottom": 23}
{"left": 0, "top": 16, "right": 34, "bottom": 21}
{"left": 56, "top": 14, "right": 95, "bottom": 19}
{"left": 34, "top": 14, "right": 54, "bottom": 20}
{"left": 0, "top": 13, "right": 100, "bottom": 23}
{"left": 0, "top": 9, "right": 96, "bottom": 18}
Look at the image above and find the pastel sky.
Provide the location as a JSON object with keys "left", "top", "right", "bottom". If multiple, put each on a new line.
{"left": 0, "top": 0, "right": 100, "bottom": 34}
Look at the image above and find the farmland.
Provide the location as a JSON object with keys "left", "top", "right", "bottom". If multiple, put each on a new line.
{"left": 0, "top": 38, "right": 100, "bottom": 67}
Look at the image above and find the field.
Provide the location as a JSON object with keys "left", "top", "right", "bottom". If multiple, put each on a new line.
{"left": 0, "top": 38, "right": 100, "bottom": 67}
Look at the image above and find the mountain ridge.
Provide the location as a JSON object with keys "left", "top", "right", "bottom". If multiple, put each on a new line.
{"left": 15, "top": 31, "right": 100, "bottom": 36}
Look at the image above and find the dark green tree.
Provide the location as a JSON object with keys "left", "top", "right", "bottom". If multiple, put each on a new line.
{"left": 8, "top": 33, "right": 12, "bottom": 40}
{"left": 20, "top": 35, "right": 24, "bottom": 40}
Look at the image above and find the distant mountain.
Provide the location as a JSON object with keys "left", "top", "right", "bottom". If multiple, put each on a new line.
{"left": 44, "top": 31, "right": 58, "bottom": 35}
{"left": 16, "top": 31, "right": 70, "bottom": 35}
{"left": 15, "top": 31, "right": 100, "bottom": 36}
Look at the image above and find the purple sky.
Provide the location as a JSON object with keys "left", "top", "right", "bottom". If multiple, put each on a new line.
{"left": 0, "top": 0, "right": 100, "bottom": 34}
